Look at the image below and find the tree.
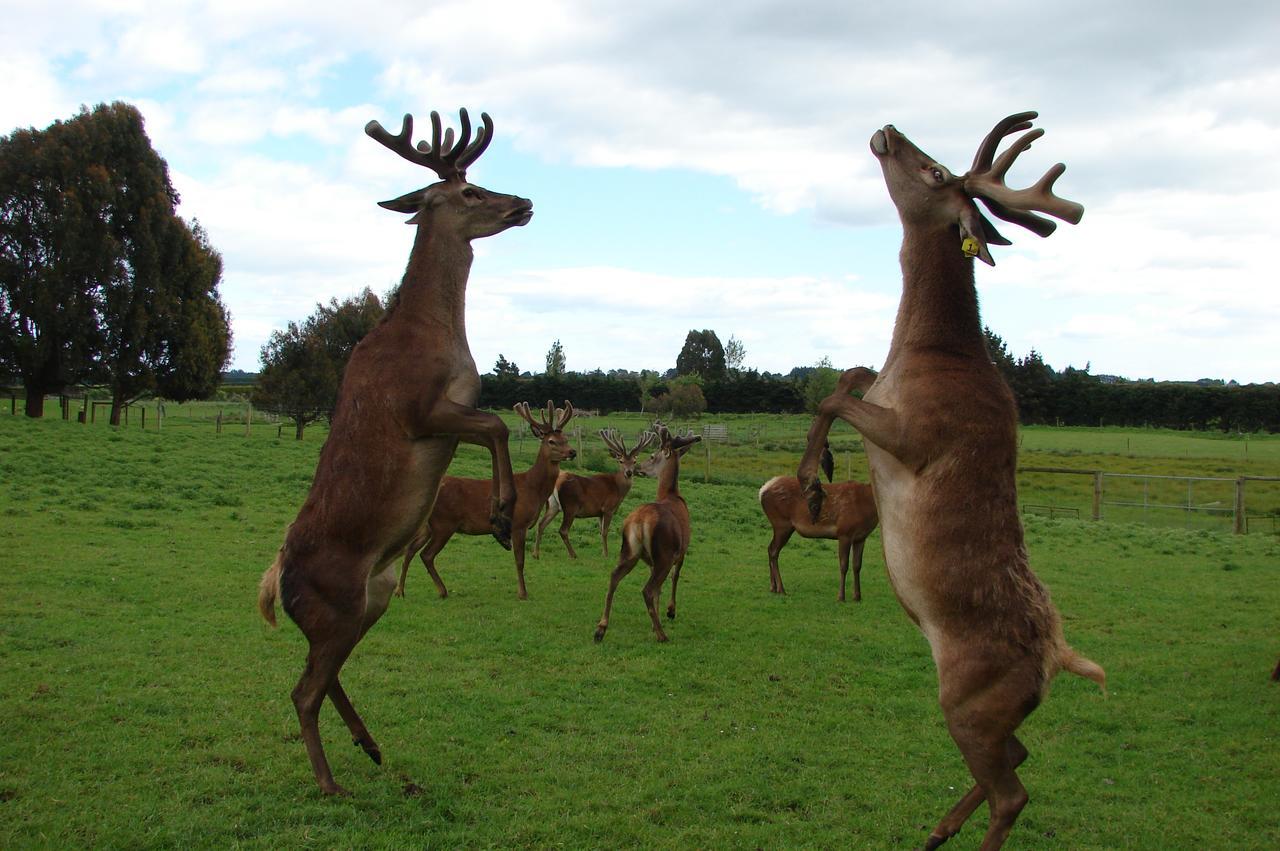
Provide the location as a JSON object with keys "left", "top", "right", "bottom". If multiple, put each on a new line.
{"left": 724, "top": 334, "right": 746, "bottom": 374}
{"left": 667, "top": 376, "right": 708, "bottom": 418}
{"left": 675, "top": 329, "right": 726, "bottom": 380}
{"left": 637, "top": 369, "right": 660, "bottom": 413}
{"left": 982, "top": 325, "right": 1017, "bottom": 388}
{"left": 493, "top": 354, "right": 519, "bottom": 377}
{"left": 0, "top": 102, "right": 231, "bottom": 421}
{"left": 0, "top": 108, "right": 116, "bottom": 415}
{"left": 801, "top": 356, "right": 840, "bottom": 414}
{"left": 545, "top": 339, "right": 566, "bottom": 376}
{"left": 253, "top": 290, "right": 385, "bottom": 438}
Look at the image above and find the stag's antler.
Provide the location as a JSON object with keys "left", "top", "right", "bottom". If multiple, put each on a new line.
{"left": 601, "top": 428, "right": 656, "bottom": 459}
{"left": 365, "top": 109, "right": 494, "bottom": 183}
{"left": 514, "top": 400, "right": 574, "bottom": 436}
{"left": 963, "top": 111, "right": 1084, "bottom": 238}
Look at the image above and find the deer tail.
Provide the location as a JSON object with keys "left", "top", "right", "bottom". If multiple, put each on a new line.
{"left": 258, "top": 553, "right": 283, "bottom": 628}
{"left": 1059, "top": 644, "right": 1106, "bottom": 695}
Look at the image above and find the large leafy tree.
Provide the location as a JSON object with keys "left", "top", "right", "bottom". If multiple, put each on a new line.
{"left": 675, "top": 329, "right": 726, "bottom": 380}
{"left": 253, "top": 289, "right": 384, "bottom": 439}
{"left": 545, "top": 339, "right": 566, "bottom": 376}
{"left": 0, "top": 109, "right": 115, "bottom": 415}
{"left": 0, "top": 102, "right": 231, "bottom": 420}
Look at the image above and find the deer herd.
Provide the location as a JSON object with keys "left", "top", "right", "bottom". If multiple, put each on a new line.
{"left": 258, "top": 108, "right": 1106, "bottom": 849}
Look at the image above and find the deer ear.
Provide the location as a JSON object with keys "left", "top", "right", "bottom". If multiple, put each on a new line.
{"left": 958, "top": 203, "right": 996, "bottom": 266}
{"left": 377, "top": 187, "right": 430, "bottom": 214}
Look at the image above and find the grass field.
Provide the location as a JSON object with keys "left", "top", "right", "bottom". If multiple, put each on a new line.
{"left": 1, "top": 408, "right": 1278, "bottom": 848}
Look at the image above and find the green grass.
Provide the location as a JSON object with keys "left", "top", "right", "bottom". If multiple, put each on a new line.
{"left": 1, "top": 410, "right": 1278, "bottom": 848}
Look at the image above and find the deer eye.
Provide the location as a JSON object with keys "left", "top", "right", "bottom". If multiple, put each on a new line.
{"left": 462, "top": 187, "right": 480, "bottom": 200}
{"left": 930, "top": 167, "right": 945, "bottom": 183}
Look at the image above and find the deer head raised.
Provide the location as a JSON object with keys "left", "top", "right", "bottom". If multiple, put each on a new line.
{"left": 635, "top": 423, "right": 702, "bottom": 479}
{"left": 870, "top": 111, "right": 1082, "bottom": 265}
{"left": 366, "top": 109, "right": 532, "bottom": 240}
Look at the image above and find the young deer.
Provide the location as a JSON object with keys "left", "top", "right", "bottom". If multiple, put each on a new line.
{"left": 594, "top": 424, "right": 702, "bottom": 643}
{"left": 798, "top": 113, "right": 1103, "bottom": 849}
{"left": 534, "top": 428, "right": 657, "bottom": 559}
{"left": 396, "top": 401, "right": 576, "bottom": 600}
{"left": 759, "top": 462, "right": 878, "bottom": 602}
{"left": 256, "top": 109, "right": 530, "bottom": 796}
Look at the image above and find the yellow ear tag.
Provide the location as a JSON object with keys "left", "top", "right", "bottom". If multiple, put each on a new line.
{"left": 960, "top": 237, "right": 980, "bottom": 258}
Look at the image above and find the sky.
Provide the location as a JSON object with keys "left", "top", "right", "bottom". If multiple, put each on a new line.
{"left": 3, "top": 0, "right": 1278, "bottom": 383}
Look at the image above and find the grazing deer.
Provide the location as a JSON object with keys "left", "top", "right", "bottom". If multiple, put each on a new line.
{"left": 594, "top": 424, "right": 702, "bottom": 643}
{"left": 759, "top": 459, "right": 878, "bottom": 601}
{"left": 797, "top": 112, "right": 1103, "bottom": 849}
{"left": 256, "top": 109, "right": 531, "bottom": 796}
{"left": 396, "top": 401, "right": 576, "bottom": 600}
{"left": 534, "top": 428, "right": 657, "bottom": 560}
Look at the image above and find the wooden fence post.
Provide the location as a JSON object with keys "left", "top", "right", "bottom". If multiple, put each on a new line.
{"left": 141, "top": 407, "right": 146, "bottom": 429}
{"left": 1091, "top": 471, "right": 1103, "bottom": 521}
{"left": 244, "top": 406, "right": 252, "bottom": 437}
{"left": 1234, "top": 477, "right": 1245, "bottom": 535}
{"left": 704, "top": 439, "right": 711, "bottom": 483}
{"left": 216, "top": 410, "right": 223, "bottom": 434}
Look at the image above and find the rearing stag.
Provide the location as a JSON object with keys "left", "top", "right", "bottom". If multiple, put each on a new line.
{"left": 798, "top": 112, "right": 1103, "bottom": 849}
{"left": 257, "top": 109, "right": 531, "bottom": 796}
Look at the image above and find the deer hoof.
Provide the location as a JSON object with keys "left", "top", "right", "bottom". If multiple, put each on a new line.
{"left": 593, "top": 626, "right": 606, "bottom": 642}
{"left": 353, "top": 739, "right": 383, "bottom": 766}
{"left": 666, "top": 607, "right": 676, "bottom": 620}
{"left": 319, "top": 780, "right": 352, "bottom": 797}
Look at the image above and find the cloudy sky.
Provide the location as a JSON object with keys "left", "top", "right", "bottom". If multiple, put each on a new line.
{"left": 4, "top": 1, "right": 1278, "bottom": 382}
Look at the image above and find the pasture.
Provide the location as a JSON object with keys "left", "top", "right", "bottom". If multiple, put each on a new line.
{"left": 1, "top": 409, "right": 1277, "bottom": 848}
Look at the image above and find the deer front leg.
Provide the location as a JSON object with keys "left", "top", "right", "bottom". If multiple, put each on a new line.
{"left": 412, "top": 400, "right": 515, "bottom": 549}
{"left": 599, "top": 511, "right": 612, "bottom": 557}
{"left": 534, "top": 496, "right": 558, "bottom": 560}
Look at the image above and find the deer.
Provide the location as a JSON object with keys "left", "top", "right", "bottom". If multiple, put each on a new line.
{"left": 594, "top": 424, "right": 702, "bottom": 643}
{"left": 256, "top": 108, "right": 532, "bottom": 796}
{"left": 533, "top": 428, "right": 658, "bottom": 560}
{"left": 395, "top": 401, "right": 576, "bottom": 600}
{"left": 796, "top": 112, "right": 1104, "bottom": 849}
{"left": 759, "top": 443, "right": 878, "bottom": 602}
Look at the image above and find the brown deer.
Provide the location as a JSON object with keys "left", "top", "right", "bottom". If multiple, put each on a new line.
{"left": 594, "top": 424, "right": 702, "bottom": 643}
{"left": 395, "top": 401, "right": 576, "bottom": 600}
{"left": 759, "top": 461, "right": 878, "bottom": 602}
{"left": 797, "top": 112, "right": 1103, "bottom": 849}
{"left": 533, "top": 428, "right": 658, "bottom": 559}
{"left": 256, "top": 109, "right": 531, "bottom": 796}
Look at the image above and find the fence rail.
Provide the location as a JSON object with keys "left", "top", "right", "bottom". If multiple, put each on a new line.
{"left": 1019, "top": 467, "right": 1280, "bottom": 534}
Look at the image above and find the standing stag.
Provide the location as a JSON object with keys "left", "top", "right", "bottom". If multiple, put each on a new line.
{"left": 797, "top": 112, "right": 1103, "bottom": 849}
{"left": 759, "top": 462, "right": 878, "bottom": 602}
{"left": 257, "top": 109, "right": 531, "bottom": 796}
{"left": 594, "top": 424, "right": 702, "bottom": 643}
{"left": 534, "top": 428, "right": 658, "bottom": 559}
{"left": 396, "top": 401, "right": 576, "bottom": 599}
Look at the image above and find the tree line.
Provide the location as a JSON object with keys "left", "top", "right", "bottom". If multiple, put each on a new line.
{"left": 257, "top": 310, "right": 1278, "bottom": 435}
{"left": 1, "top": 103, "right": 232, "bottom": 423}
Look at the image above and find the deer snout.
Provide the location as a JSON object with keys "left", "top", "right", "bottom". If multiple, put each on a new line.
{"left": 505, "top": 197, "right": 533, "bottom": 226}
{"left": 871, "top": 128, "right": 890, "bottom": 156}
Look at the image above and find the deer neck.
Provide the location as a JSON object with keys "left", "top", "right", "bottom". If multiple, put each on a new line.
{"left": 393, "top": 226, "right": 474, "bottom": 333}
{"left": 656, "top": 455, "right": 682, "bottom": 503}
{"left": 614, "top": 469, "right": 634, "bottom": 500}
{"left": 525, "top": 441, "right": 562, "bottom": 496}
{"left": 888, "top": 224, "right": 987, "bottom": 358}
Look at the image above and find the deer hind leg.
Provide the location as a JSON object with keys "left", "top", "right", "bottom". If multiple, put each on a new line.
{"left": 286, "top": 580, "right": 365, "bottom": 796}
{"left": 665, "top": 554, "right": 685, "bottom": 621}
{"left": 925, "top": 735, "right": 1029, "bottom": 850}
{"left": 595, "top": 546, "right": 641, "bottom": 642}
{"left": 927, "top": 665, "right": 1039, "bottom": 850}
{"left": 767, "top": 526, "right": 794, "bottom": 594}
{"left": 418, "top": 530, "right": 453, "bottom": 599}
{"left": 558, "top": 509, "right": 579, "bottom": 560}
{"left": 512, "top": 526, "right": 530, "bottom": 600}
{"left": 644, "top": 559, "right": 675, "bottom": 642}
